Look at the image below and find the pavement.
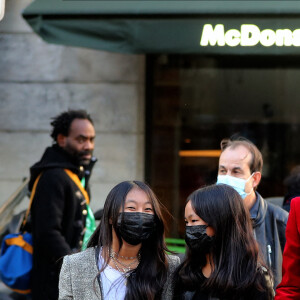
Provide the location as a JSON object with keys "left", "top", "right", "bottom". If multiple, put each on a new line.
{"left": 0, "top": 281, "right": 31, "bottom": 300}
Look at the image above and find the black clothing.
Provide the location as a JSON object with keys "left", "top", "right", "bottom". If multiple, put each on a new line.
{"left": 252, "top": 192, "right": 288, "bottom": 288}
{"left": 282, "top": 197, "right": 291, "bottom": 212}
{"left": 174, "top": 269, "right": 273, "bottom": 300}
{"left": 282, "top": 170, "right": 300, "bottom": 212}
{"left": 28, "top": 145, "right": 96, "bottom": 300}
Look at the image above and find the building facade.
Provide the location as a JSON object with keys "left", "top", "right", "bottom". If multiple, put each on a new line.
{"left": 2, "top": 0, "right": 300, "bottom": 237}
{"left": 0, "top": 0, "right": 145, "bottom": 212}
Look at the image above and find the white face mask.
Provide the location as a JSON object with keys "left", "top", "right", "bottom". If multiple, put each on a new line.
{"left": 216, "top": 173, "right": 255, "bottom": 199}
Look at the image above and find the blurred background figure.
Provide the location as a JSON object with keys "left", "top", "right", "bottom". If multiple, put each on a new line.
{"left": 29, "top": 110, "right": 97, "bottom": 300}
{"left": 276, "top": 196, "right": 300, "bottom": 299}
{"left": 94, "top": 208, "right": 103, "bottom": 221}
{"left": 217, "top": 136, "right": 288, "bottom": 288}
{"left": 282, "top": 166, "right": 300, "bottom": 212}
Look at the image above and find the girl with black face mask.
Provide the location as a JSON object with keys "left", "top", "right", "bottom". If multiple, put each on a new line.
{"left": 173, "top": 184, "right": 274, "bottom": 300}
{"left": 59, "top": 181, "right": 180, "bottom": 300}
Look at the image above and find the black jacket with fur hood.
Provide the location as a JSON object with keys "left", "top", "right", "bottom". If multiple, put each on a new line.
{"left": 28, "top": 144, "right": 96, "bottom": 300}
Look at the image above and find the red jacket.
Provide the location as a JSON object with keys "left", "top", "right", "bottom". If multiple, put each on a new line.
{"left": 276, "top": 197, "right": 300, "bottom": 299}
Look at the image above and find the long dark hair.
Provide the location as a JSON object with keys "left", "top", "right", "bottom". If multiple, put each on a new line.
{"left": 173, "top": 184, "right": 271, "bottom": 299}
{"left": 88, "top": 181, "right": 169, "bottom": 300}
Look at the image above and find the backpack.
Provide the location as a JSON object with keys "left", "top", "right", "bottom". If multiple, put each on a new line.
{"left": 0, "top": 174, "right": 41, "bottom": 294}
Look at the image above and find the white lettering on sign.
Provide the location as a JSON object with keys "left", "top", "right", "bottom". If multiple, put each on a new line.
{"left": 200, "top": 24, "right": 300, "bottom": 47}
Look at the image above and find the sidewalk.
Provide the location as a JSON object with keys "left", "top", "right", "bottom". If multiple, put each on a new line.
{"left": 0, "top": 281, "right": 31, "bottom": 300}
{"left": 0, "top": 281, "right": 12, "bottom": 300}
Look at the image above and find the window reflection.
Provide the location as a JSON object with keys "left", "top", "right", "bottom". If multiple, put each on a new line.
{"left": 147, "top": 55, "right": 300, "bottom": 238}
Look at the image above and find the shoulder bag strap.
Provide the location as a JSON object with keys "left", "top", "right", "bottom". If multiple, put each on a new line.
{"left": 22, "top": 173, "right": 43, "bottom": 228}
{"left": 64, "top": 169, "right": 90, "bottom": 204}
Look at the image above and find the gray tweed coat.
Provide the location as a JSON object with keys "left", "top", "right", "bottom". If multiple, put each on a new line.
{"left": 59, "top": 247, "right": 180, "bottom": 300}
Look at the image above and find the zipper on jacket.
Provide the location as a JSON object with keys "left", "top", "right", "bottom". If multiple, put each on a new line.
{"left": 267, "top": 245, "right": 272, "bottom": 267}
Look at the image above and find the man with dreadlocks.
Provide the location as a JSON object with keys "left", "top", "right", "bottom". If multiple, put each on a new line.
{"left": 28, "top": 110, "right": 97, "bottom": 300}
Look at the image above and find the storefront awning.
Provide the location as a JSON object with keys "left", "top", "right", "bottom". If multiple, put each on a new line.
{"left": 22, "top": 0, "right": 300, "bottom": 54}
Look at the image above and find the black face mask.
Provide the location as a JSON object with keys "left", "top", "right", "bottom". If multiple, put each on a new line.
{"left": 185, "top": 225, "right": 215, "bottom": 253}
{"left": 116, "top": 212, "right": 156, "bottom": 246}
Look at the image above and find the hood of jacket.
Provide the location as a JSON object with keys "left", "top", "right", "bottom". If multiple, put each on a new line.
{"left": 251, "top": 192, "right": 268, "bottom": 228}
{"left": 29, "top": 144, "right": 97, "bottom": 190}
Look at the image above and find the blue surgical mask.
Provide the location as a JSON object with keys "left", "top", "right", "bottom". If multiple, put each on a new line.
{"left": 216, "top": 173, "right": 254, "bottom": 199}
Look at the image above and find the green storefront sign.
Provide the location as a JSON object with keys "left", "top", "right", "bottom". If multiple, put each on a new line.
{"left": 22, "top": 0, "right": 300, "bottom": 55}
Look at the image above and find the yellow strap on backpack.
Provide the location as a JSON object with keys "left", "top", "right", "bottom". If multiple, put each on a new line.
{"left": 22, "top": 173, "right": 42, "bottom": 229}
{"left": 64, "top": 169, "right": 90, "bottom": 204}
{"left": 23, "top": 169, "right": 90, "bottom": 226}
{"left": 5, "top": 236, "right": 33, "bottom": 254}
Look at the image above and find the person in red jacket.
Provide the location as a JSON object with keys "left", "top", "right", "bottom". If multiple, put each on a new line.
{"left": 276, "top": 196, "right": 300, "bottom": 299}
